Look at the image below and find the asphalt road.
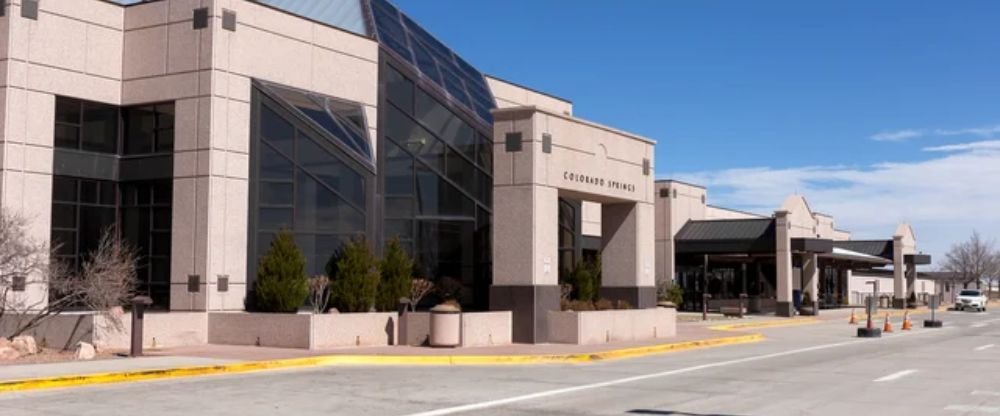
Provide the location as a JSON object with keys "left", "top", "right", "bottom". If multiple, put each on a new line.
{"left": 2, "top": 310, "right": 998, "bottom": 416}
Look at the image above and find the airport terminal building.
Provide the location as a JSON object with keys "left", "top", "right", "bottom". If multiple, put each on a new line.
{"left": 1, "top": 0, "right": 928, "bottom": 342}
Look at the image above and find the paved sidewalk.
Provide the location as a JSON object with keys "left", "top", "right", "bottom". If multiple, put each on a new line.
{"left": 0, "top": 320, "right": 760, "bottom": 385}
{"left": 0, "top": 356, "right": 234, "bottom": 382}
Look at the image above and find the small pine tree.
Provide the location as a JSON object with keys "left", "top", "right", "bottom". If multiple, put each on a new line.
{"left": 377, "top": 238, "right": 413, "bottom": 312}
{"left": 570, "top": 262, "right": 597, "bottom": 302}
{"left": 254, "top": 230, "right": 308, "bottom": 313}
{"left": 328, "top": 237, "right": 380, "bottom": 313}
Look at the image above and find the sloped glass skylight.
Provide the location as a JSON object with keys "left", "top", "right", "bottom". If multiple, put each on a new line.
{"left": 257, "top": 81, "right": 374, "bottom": 165}
{"left": 368, "top": 0, "right": 496, "bottom": 126}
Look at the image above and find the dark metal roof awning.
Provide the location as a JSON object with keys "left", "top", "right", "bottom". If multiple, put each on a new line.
{"left": 833, "top": 240, "right": 893, "bottom": 260}
{"left": 675, "top": 219, "right": 776, "bottom": 254}
{"left": 905, "top": 254, "right": 932, "bottom": 265}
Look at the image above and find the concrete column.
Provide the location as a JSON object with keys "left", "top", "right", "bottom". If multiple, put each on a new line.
{"left": 490, "top": 185, "right": 560, "bottom": 343}
{"left": 599, "top": 202, "right": 656, "bottom": 308}
{"left": 892, "top": 235, "right": 907, "bottom": 308}
{"left": 775, "top": 211, "right": 794, "bottom": 317}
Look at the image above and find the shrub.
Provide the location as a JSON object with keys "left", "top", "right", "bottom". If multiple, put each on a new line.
{"left": 594, "top": 298, "right": 614, "bottom": 311}
{"left": 377, "top": 238, "right": 413, "bottom": 312}
{"left": 408, "top": 278, "right": 434, "bottom": 311}
{"left": 254, "top": 230, "right": 308, "bottom": 313}
{"left": 327, "top": 237, "right": 380, "bottom": 313}
{"left": 657, "top": 281, "right": 684, "bottom": 306}
{"left": 435, "top": 276, "right": 464, "bottom": 302}
{"left": 615, "top": 300, "right": 634, "bottom": 310}
{"left": 561, "top": 299, "right": 595, "bottom": 311}
{"left": 308, "top": 275, "right": 330, "bottom": 314}
{"left": 568, "top": 262, "right": 598, "bottom": 302}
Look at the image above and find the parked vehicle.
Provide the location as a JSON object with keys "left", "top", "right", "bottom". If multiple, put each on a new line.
{"left": 956, "top": 289, "right": 988, "bottom": 312}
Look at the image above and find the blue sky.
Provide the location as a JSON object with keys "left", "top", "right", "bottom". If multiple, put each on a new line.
{"left": 396, "top": 0, "right": 1000, "bottom": 263}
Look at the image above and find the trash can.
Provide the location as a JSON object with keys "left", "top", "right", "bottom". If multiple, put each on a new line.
{"left": 429, "top": 303, "right": 461, "bottom": 347}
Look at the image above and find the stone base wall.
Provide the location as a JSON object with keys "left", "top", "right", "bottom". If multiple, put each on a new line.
{"left": 460, "top": 311, "right": 512, "bottom": 347}
{"left": 546, "top": 308, "right": 677, "bottom": 345}
{"left": 398, "top": 311, "right": 512, "bottom": 347}
{"left": 208, "top": 312, "right": 398, "bottom": 350}
{"left": 2, "top": 312, "right": 208, "bottom": 351}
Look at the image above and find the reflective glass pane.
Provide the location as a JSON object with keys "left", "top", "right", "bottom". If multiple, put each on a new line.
{"left": 385, "top": 196, "right": 413, "bottom": 218}
{"left": 298, "top": 134, "right": 365, "bottom": 207}
{"left": 295, "top": 173, "right": 364, "bottom": 234}
{"left": 445, "top": 148, "right": 476, "bottom": 196}
{"left": 52, "top": 230, "right": 76, "bottom": 256}
{"left": 415, "top": 90, "right": 475, "bottom": 159}
{"left": 81, "top": 103, "right": 118, "bottom": 153}
{"left": 79, "top": 181, "right": 98, "bottom": 204}
{"left": 411, "top": 40, "right": 441, "bottom": 84}
{"left": 124, "top": 106, "right": 156, "bottom": 154}
{"left": 55, "top": 98, "right": 81, "bottom": 124}
{"left": 54, "top": 124, "right": 80, "bottom": 149}
{"left": 477, "top": 133, "right": 493, "bottom": 171}
{"left": 384, "top": 140, "right": 414, "bottom": 196}
{"left": 52, "top": 177, "right": 78, "bottom": 202}
{"left": 260, "top": 181, "right": 294, "bottom": 205}
{"left": 415, "top": 162, "right": 475, "bottom": 217}
{"left": 260, "top": 144, "right": 294, "bottom": 180}
{"left": 385, "top": 219, "right": 412, "bottom": 239}
{"left": 259, "top": 207, "right": 293, "bottom": 230}
{"left": 51, "top": 204, "right": 76, "bottom": 229}
{"left": 261, "top": 106, "right": 295, "bottom": 156}
{"left": 386, "top": 66, "right": 414, "bottom": 114}
{"left": 387, "top": 106, "right": 444, "bottom": 172}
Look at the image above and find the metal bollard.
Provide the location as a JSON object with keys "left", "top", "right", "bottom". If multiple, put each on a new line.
{"left": 130, "top": 296, "right": 153, "bottom": 357}
{"left": 739, "top": 293, "right": 748, "bottom": 318}
{"left": 702, "top": 293, "right": 712, "bottom": 321}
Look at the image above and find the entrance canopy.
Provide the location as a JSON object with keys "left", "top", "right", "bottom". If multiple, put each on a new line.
{"left": 490, "top": 106, "right": 656, "bottom": 343}
{"left": 821, "top": 247, "right": 892, "bottom": 265}
{"left": 675, "top": 218, "right": 833, "bottom": 256}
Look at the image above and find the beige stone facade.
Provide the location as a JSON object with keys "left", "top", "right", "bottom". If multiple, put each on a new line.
{"left": 491, "top": 106, "right": 655, "bottom": 342}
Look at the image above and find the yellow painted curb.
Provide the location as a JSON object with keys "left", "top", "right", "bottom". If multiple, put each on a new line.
{"left": 708, "top": 318, "right": 819, "bottom": 331}
{"left": 0, "top": 334, "right": 762, "bottom": 393}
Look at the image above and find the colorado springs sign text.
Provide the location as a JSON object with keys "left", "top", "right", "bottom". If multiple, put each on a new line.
{"left": 563, "top": 171, "right": 636, "bottom": 193}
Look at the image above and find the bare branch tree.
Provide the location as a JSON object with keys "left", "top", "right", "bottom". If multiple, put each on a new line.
{"left": 942, "top": 231, "right": 1000, "bottom": 291}
{"left": 308, "top": 275, "right": 331, "bottom": 314}
{"left": 2, "top": 209, "right": 138, "bottom": 341}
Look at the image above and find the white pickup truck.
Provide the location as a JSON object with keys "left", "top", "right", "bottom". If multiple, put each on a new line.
{"left": 956, "top": 289, "right": 988, "bottom": 312}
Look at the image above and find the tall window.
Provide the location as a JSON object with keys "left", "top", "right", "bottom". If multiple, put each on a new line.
{"left": 54, "top": 97, "right": 119, "bottom": 153}
{"left": 50, "top": 177, "right": 118, "bottom": 271}
{"left": 50, "top": 97, "right": 175, "bottom": 309}
{"left": 250, "top": 83, "right": 373, "bottom": 280}
{"left": 123, "top": 104, "right": 175, "bottom": 155}
{"left": 381, "top": 61, "right": 493, "bottom": 309}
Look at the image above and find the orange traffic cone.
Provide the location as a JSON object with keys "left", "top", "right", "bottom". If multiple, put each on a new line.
{"left": 883, "top": 313, "right": 893, "bottom": 333}
{"left": 849, "top": 309, "right": 858, "bottom": 325}
{"left": 902, "top": 311, "right": 912, "bottom": 331}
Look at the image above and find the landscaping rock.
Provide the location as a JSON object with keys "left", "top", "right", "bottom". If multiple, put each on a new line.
{"left": 75, "top": 342, "right": 96, "bottom": 360}
{"left": 11, "top": 335, "right": 38, "bottom": 355}
{"left": 0, "top": 346, "right": 19, "bottom": 361}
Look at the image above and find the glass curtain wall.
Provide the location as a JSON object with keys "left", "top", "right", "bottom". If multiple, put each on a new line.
{"left": 380, "top": 58, "right": 493, "bottom": 310}
{"left": 248, "top": 83, "right": 374, "bottom": 284}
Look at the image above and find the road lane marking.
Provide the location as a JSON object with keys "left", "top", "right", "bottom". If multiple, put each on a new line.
{"left": 404, "top": 328, "right": 948, "bottom": 416}
{"left": 972, "top": 391, "right": 1000, "bottom": 397}
{"left": 945, "top": 405, "right": 1000, "bottom": 413}
{"left": 974, "top": 344, "right": 995, "bottom": 351}
{"left": 873, "top": 369, "right": 918, "bottom": 382}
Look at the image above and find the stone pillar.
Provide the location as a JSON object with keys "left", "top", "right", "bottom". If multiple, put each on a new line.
{"left": 599, "top": 202, "right": 656, "bottom": 308}
{"left": 892, "top": 235, "right": 907, "bottom": 309}
{"left": 802, "top": 253, "right": 819, "bottom": 313}
{"left": 490, "top": 185, "right": 560, "bottom": 343}
{"left": 775, "top": 211, "right": 794, "bottom": 317}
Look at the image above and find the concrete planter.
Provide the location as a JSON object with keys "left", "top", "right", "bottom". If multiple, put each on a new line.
{"left": 208, "top": 312, "right": 397, "bottom": 350}
{"left": 1, "top": 312, "right": 208, "bottom": 351}
{"left": 547, "top": 308, "right": 677, "bottom": 345}
{"left": 400, "top": 311, "right": 513, "bottom": 347}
